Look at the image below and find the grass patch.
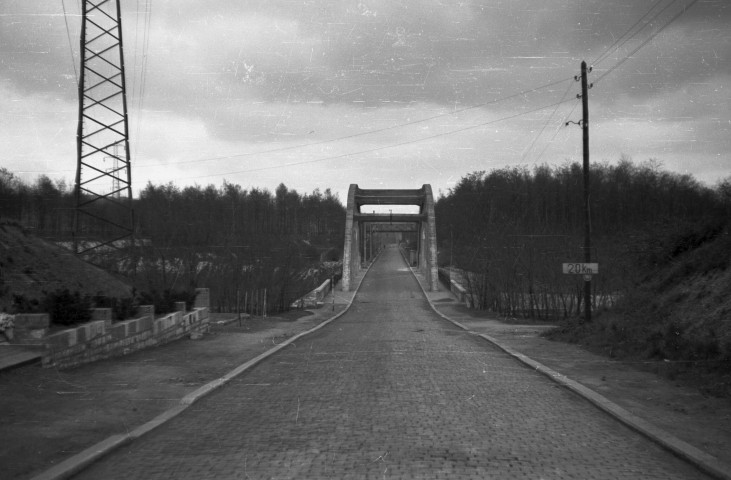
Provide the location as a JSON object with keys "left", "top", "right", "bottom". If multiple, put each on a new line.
{"left": 544, "top": 221, "right": 731, "bottom": 398}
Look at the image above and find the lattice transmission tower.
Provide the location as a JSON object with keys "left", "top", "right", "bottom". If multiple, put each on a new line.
{"left": 73, "top": 0, "right": 134, "bottom": 261}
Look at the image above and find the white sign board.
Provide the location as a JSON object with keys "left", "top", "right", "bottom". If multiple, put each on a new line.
{"left": 562, "top": 263, "right": 599, "bottom": 275}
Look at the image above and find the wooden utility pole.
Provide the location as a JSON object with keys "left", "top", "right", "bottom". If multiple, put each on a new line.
{"left": 581, "top": 60, "right": 592, "bottom": 323}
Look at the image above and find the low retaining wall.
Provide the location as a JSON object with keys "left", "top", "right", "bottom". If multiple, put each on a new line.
{"left": 449, "top": 279, "right": 471, "bottom": 306}
{"left": 291, "top": 279, "right": 332, "bottom": 309}
{"left": 42, "top": 307, "right": 210, "bottom": 370}
{"left": 438, "top": 267, "right": 475, "bottom": 308}
{"left": 11, "top": 309, "right": 121, "bottom": 345}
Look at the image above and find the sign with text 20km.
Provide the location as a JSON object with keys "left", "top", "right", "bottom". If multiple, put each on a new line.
{"left": 562, "top": 263, "right": 599, "bottom": 275}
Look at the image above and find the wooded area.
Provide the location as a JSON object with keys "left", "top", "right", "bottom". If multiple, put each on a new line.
{"left": 3, "top": 158, "right": 730, "bottom": 320}
{"left": 435, "top": 158, "right": 731, "bottom": 318}
{"left": 0, "top": 168, "right": 346, "bottom": 315}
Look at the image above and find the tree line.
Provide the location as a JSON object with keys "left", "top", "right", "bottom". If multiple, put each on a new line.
{"left": 0, "top": 168, "right": 346, "bottom": 315}
{"left": 134, "top": 181, "right": 345, "bottom": 313}
{"left": 435, "top": 158, "right": 730, "bottom": 318}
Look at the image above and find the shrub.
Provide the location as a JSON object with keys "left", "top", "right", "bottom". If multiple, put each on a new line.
{"left": 92, "top": 293, "right": 139, "bottom": 321}
{"left": 136, "top": 289, "right": 196, "bottom": 315}
{"left": 43, "top": 289, "right": 92, "bottom": 326}
{"left": 11, "top": 294, "right": 43, "bottom": 314}
{"left": 112, "top": 296, "right": 138, "bottom": 321}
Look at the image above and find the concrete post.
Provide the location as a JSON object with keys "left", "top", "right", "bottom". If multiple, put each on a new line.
{"left": 342, "top": 184, "right": 357, "bottom": 291}
{"left": 194, "top": 288, "right": 210, "bottom": 309}
{"left": 423, "top": 184, "right": 440, "bottom": 291}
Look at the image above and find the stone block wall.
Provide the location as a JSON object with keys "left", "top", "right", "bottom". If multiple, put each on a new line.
{"left": 42, "top": 307, "right": 210, "bottom": 369}
{"left": 194, "top": 288, "right": 210, "bottom": 308}
{"left": 91, "top": 308, "right": 112, "bottom": 324}
{"left": 291, "top": 279, "right": 332, "bottom": 309}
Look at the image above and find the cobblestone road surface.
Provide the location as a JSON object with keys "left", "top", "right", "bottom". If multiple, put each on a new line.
{"left": 72, "top": 247, "right": 710, "bottom": 479}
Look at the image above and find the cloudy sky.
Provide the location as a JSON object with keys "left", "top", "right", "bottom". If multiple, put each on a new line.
{"left": 1, "top": 0, "right": 729, "bottom": 201}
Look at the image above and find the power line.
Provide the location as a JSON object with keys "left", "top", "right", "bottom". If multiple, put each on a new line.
{"left": 523, "top": 0, "right": 697, "bottom": 168}
{"left": 520, "top": 80, "right": 575, "bottom": 164}
{"left": 594, "top": 0, "right": 700, "bottom": 85}
{"left": 136, "top": 76, "right": 574, "bottom": 169}
{"left": 60, "top": 0, "right": 78, "bottom": 84}
{"left": 133, "top": 0, "right": 153, "bottom": 159}
{"left": 172, "top": 97, "right": 576, "bottom": 181}
{"left": 518, "top": 0, "right": 695, "bottom": 168}
{"left": 34, "top": 0, "right": 703, "bottom": 185}
{"left": 532, "top": 100, "right": 580, "bottom": 166}
{"left": 591, "top": 0, "right": 679, "bottom": 67}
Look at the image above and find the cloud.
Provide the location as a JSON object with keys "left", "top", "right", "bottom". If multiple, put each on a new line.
{"left": 0, "top": 0, "right": 728, "bottom": 195}
{"left": 0, "top": 1, "right": 79, "bottom": 99}
{"left": 0, "top": 82, "right": 77, "bottom": 182}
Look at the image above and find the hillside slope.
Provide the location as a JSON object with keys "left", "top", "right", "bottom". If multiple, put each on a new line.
{"left": 0, "top": 220, "right": 133, "bottom": 311}
{"left": 547, "top": 220, "right": 731, "bottom": 396}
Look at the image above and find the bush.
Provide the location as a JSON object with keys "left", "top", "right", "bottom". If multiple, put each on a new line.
{"left": 11, "top": 294, "right": 43, "bottom": 314}
{"left": 43, "top": 289, "right": 92, "bottom": 326}
{"left": 112, "top": 296, "right": 138, "bottom": 321}
{"left": 136, "top": 289, "right": 196, "bottom": 315}
{"left": 92, "top": 293, "right": 139, "bottom": 321}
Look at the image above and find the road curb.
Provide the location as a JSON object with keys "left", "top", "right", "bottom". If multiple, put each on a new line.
{"left": 408, "top": 266, "right": 731, "bottom": 480}
{"left": 29, "top": 434, "right": 130, "bottom": 480}
{"left": 0, "top": 348, "right": 43, "bottom": 373}
{"left": 29, "top": 255, "right": 379, "bottom": 480}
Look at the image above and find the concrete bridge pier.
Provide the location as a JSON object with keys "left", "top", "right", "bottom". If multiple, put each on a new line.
{"left": 341, "top": 184, "right": 439, "bottom": 292}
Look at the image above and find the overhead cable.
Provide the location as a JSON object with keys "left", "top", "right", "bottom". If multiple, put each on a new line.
{"left": 138, "top": 76, "right": 575, "bottom": 169}
{"left": 172, "top": 97, "right": 577, "bottom": 181}
{"left": 593, "top": 0, "right": 700, "bottom": 85}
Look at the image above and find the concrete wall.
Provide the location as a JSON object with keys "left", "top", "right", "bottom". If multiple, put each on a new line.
{"left": 290, "top": 279, "right": 332, "bottom": 309}
{"left": 341, "top": 184, "right": 358, "bottom": 291}
{"left": 6, "top": 288, "right": 213, "bottom": 368}
{"left": 194, "top": 288, "right": 210, "bottom": 309}
{"left": 421, "top": 184, "right": 439, "bottom": 292}
{"left": 90, "top": 308, "right": 112, "bottom": 323}
{"left": 438, "top": 267, "right": 475, "bottom": 308}
{"left": 42, "top": 306, "right": 210, "bottom": 370}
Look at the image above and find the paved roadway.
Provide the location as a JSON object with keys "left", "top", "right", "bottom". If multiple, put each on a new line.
{"left": 73, "top": 247, "right": 709, "bottom": 479}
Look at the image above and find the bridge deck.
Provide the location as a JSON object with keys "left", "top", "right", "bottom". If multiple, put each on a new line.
{"left": 73, "top": 247, "right": 710, "bottom": 479}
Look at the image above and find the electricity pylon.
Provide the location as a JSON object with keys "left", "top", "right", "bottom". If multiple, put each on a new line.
{"left": 73, "top": 0, "right": 134, "bottom": 263}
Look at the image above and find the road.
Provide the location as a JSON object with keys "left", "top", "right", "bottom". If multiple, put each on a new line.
{"left": 72, "top": 246, "right": 709, "bottom": 479}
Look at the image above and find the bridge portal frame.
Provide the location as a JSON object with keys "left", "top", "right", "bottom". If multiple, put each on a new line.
{"left": 341, "top": 184, "right": 439, "bottom": 292}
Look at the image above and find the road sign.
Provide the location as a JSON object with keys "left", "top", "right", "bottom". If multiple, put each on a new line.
{"left": 562, "top": 263, "right": 599, "bottom": 275}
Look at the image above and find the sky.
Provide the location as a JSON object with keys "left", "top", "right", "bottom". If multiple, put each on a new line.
{"left": 1, "top": 0, "right": 730, "bottom": 204}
